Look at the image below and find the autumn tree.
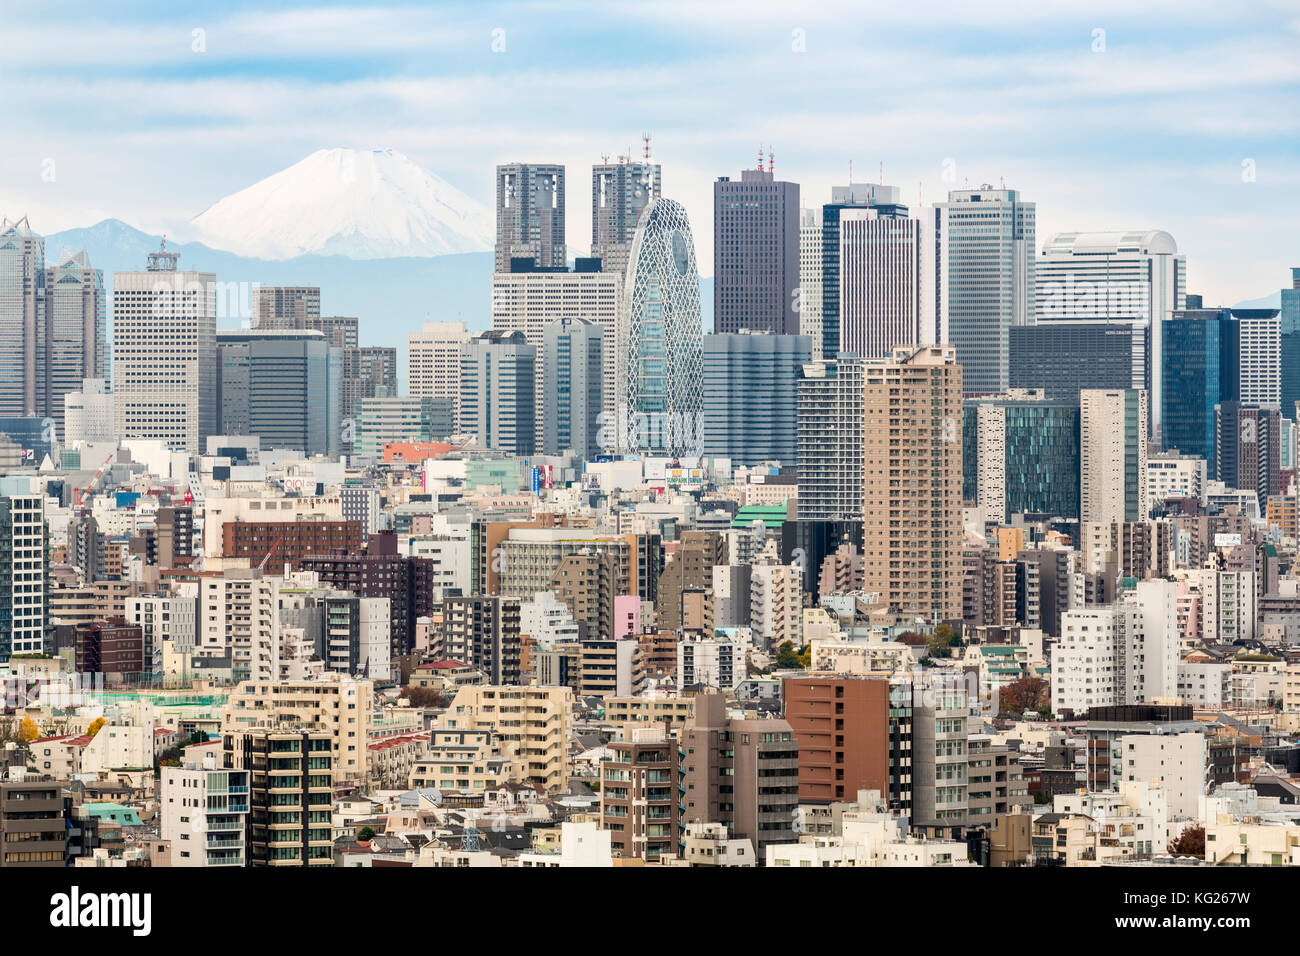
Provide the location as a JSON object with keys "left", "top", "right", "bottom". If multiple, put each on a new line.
{"left": 18, "top": 717, "right": 39, "bottom": 744}
{"left": 400, "top": 685, "right": 452, "bottom": 709}
{"left": 997, "top": 676, "right": 1051, "bottom": 716}
{"left": 926, "top": 623, "right": 960, "bottom": 659}
{"left": 87, "top": 716, "right": 107, "bottom": 737}
{"left": 1168, "top": 825, "right": 1206, "bottom": 858}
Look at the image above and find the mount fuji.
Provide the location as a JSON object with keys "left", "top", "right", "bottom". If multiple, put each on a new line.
{"left": 190, "top": 147, "right": 494, "bottom": 260}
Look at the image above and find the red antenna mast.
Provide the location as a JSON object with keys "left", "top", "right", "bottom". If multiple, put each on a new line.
{"left": 642, "top": 133, "right": 651, "bottom": 162}
{"left": 757, "top": 144, "right": 764, "bottom": 173}
{"left": 768, "top": 147, "right": 774, "bottom": 177}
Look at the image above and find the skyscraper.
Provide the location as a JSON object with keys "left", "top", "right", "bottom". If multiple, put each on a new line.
{"left": 838, "top": 207, "right": 941, "bottom": 358}
{"left": 935, "top": 185, "right": 1036, "bottom": 395}
{"left": 0, "top": 477, "right": 47, "bottom": 662}
{"left": 253, "top": 286, "right": 320, "bottom": 328}
{"left": 615, "top": 198, "right": 703, "bottom": 456}
{"left": 495, "top": 163, "right": 565, "bottom": 272}
{"left": 1162, "top": 308, "right": 1239, "bottom": 474}
{"left": 1080, "top": 389, "right": 1149, "bottom": 524}
{"left": 541, "top": 316, "right": 603, "bottom": 460}
{"left": 820, "top": 183, "right": 910, "bottom": 360}
{"left": 0, "top": 216, "right": 44, "bottom": 419}
{"left": 1235, "top": 309, "right": 1282, "bottom": 410}
{"left": 702, "top": 331, "right": 809, "bottom": 466}
{"left": 460, "top": 330, "right": 536, "bottom": 455}
{"left": 713, "top": 165, "right": 800, "bottom": 335}
{"left": 591, "top": 158, "right": 660, "bottom": 277}
{"left": 112, "top": 241, "right": 217, "bottom": 452}
{"left": 861, "top": 345, "right": 963, "bottom": 621}
{"left": 40, "top": 250, "right": 105, "bottom": 438}
{"left": 798, "top": 207, "right": 824, "bottom": 361}
{"left": 1009, "top": 321, "right": 1146, "bottom": 402}
{"left": 1036, "top": 231, "right": 1185, "bottom": 437}
{"left": 1280, "top": 268, "right": 1300, "bottom": 415}
{"left": 407, "top": 321, "right": 471, "bottom": 427}
{"left": 1215, "top": 401, "right": 1280, "bottom": 501}
{"left": 215, "top": 328, "right": 342, "bottom": 458}
{"left": 796, "top": 357, "right": 865, "bottom": 521}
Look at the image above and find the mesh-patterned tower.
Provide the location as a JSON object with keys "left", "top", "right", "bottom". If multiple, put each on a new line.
{"left": 615, "top": 198, "right": 703, "bottom": 456}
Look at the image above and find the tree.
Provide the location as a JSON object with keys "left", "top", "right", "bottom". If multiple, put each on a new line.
{"left": 926, "top": 624, "right": 959, "bottom": 659}
{"left": 400, "top": 685, "right": 451, "bottom": 709}
{"left": 998, "top": 676, "right": 1051, "bottom": 716}
{"left": 18, "top": 717, "right": 39, "bottom": 744}
{"left": 775, "top": 641, "right": 802, "bottom": 669}
{"left": 87, "top": 716, "right": 107, "bottom": 737}
{"left": 1168, "top": 825, "right": 1205, "bottom": 858}
{"left": 357, "top": 826, "right": 376, "bottom": 842}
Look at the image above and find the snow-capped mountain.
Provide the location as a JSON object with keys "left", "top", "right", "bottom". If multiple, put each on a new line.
{"left": 190, "top": 147, "right": 494, "bottom": 260}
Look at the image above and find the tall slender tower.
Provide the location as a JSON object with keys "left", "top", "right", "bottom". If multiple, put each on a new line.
{"left": 495, "top": 163, "right": 566, "bottom": 272}
{"left": 0, "top": 216, "right": 45, "bottom": 417}
{"left": 592, "top": 158, "right": 660, "bottom": 278}
{"left": 41, "top": 249, "right": 106, "bottom": 437}
{"left": 713, "top": 165, "right": 800, "bottom": 335}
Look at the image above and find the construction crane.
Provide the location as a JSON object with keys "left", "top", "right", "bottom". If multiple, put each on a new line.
{"left": 74, "top": 452, "right": 116, "bottom": 507}
{"left": 258, "top": 531, "right": 288, "bottom": 572}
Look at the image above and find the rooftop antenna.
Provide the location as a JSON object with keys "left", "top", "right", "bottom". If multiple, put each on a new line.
{"left": 768, "top": 147, "right": 774, "bottom": 177}
{"left": 757, "top": 144, "right": 764, "bottom": 173}
{"left": 147, "top": 235, "right": 179, "bottom": 272}
{"left": 601, "top": 153, "right": 610, "bottom": 165}
{"left": 849, "top": 160, "right": 853, "bottom": 185}
{"left": 880, "top": 161, "right": 883, "bottom": 185}
{"left": 642, "top": 133, "right": 652, "bottom": 162}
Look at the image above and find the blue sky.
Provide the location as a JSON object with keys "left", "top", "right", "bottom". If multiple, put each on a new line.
{"left": 1, "top": 0, "right": 1298, "bottom": 302}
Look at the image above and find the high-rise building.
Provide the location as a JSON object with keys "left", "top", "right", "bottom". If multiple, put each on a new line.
{"left": 215, "top": 329, "right": 342, "bottom": 458}
{"left": 591, "top": 159, "right": 660, "bottom": 277}
{"left": 459, "top": 330, "right": 536, "bottom": 456}
{"left": 796, "top": 357, "right": 865, "bottom": 521}
{"left": 838, "top": 205, "right": 941, "bottom": 358}
{"left": 40, "top": 250, "right": 106, "bottom": 438}
{"left": 0, "top": 216, "right": 45, "bottom": 419}
{"left": 1235, "top": 309, "right": 1282, "bottom": 410}
{"left": 963, "top": 390, "right": 1080, "bottom": 523}
{"left": 1080, "top": 389, "right": 1149, "bottom": 524}
{"left": 112, "top": 242, "right": 217, "bottom": 451}
{"left": 819, "top": 183, "right": 910, "bottom": 360}
{"left": 615, "top": 198, "right": 703, "bottom": 456}
{"left": 713, "top": 165, "right": 800, "bottom": 335}
{"left": 161, "top": 756, "right": 250, "bottom": 867}
{"left": 861, "top": 346, "right": 964, "bottom": 622}
{"left": 224, "top": 728, "right": 334, "bottom": 867}
{"left": 600, "top": 726, "right": 679, "bottom": 861}
{"left": 1009, "top": 321, "right": 1146, "bottom": 402}
{"left": 702, "top": 331, "right": 809, "bottom": 466}
{"left": 1215, "top": 402, "right": 1281, "bottom": 502}
{"left": 935, "top": 185, "right": 1036, "bottom": 395}
{"left": 491, "top": 268, "right": 622, "bottom": 448}
{"left": 798, "top": 207, "right": 825, "bottom": 360}
{"left": 1036, "top": 231, "right": 1186, "bottom": 437}
{"left": 541, "top": 316, "right": 602, "bottom": 459}
{"left": 1162, "top": 308, "right": 1239, "bottom": 474}
{"left": 1280, "top": 268, "right": 1300, "bottom": 414}
{"left": 253, "top": 286, "right": 320, "bottom": 328}
{"left": 407, "top": 321, "right": 471, "bottom": 426}
{"left": 354, "top": 394, "right": 454, "bottom": 457}
{"left": 495, "top": 163, "right": 565, "bottom": 272}
{"left": 0, "top": 478, "right": 48, "bottom": 661}
{"left": 63, "top": 378, "right": 114, "bottom": 446}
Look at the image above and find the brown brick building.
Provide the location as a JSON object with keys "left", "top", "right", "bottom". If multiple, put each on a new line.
{"left": 783, "top": 675, "right": 897, "bottom": 805}
{"left": 221, "top": 518, "right": 363, "bottom": 575}
{"left": 75, "top": 616, "right": 145, "bottom": 681}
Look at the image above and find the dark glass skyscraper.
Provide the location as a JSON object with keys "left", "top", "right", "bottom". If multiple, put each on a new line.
{"left": 714, "top": 167, "right": 800, "bottom": 335}
{"left": 1162, "top": 308, "right": 1239, "bottom": 475}
{"left": 1009, "top": 321, "right": 1145, "bottom": 402}
{"left": 1280, "top": 268, "right": 1300, "bottom": 417}
{"left": 702, "top": 331, "right": 810, "bottom": 466}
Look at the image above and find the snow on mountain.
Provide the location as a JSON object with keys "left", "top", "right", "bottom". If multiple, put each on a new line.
{"left": 190, "top": 147, "right": 494, "bottom": 260}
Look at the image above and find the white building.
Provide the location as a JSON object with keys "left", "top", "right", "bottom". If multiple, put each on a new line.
{"left": 407, "top": 321, "right": 471, "bottom": 425}
{"left": 160, "top": 755, "right": 251, "bottom": 867}
{"left": 1177, "top": 661, "right": 1232, "bottom": 708}
{"left": 0, "top": 483, "right": 46, "bottom": 656}
{"left": 798, "top": 207, "right": 824, "bottom": 361}
{"left": 677, "top": 632, "right": 743, "bottom": 692}
{"left": 837, "top": 208, "right": 940, "bottom": 359}
{"left": 1237, "top": 313, "right": 1282, "bottom": 410}
{"left": 1118, "top": 732, "right": 1207, "bottom": 822}
{"left": 199, "top": 569, "right": 281, "bottom": 681}
{"left": 1146, "top": 452, "right": 1208, "bottom": 507}
{"left": 749, "top": 562, "right": 802, "bottom": 650}
{"left": 63, "top": 378, "right": 115, "bottom": 446}
{"left": 1080, "top": 388, "right": 1149, "bottom": 524}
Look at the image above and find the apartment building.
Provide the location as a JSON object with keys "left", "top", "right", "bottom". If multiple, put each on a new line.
{"left": 224, "top": 728, "right": 334, "bottom": 867}
{"left": 437, "top": 685, "right": 573, "bottom": 792}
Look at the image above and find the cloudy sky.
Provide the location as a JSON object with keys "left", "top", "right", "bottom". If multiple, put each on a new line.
{"left": 2, "top": 0, "right": 1298, "bottom": 302}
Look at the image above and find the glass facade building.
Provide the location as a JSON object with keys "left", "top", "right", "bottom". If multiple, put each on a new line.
{"left": 1162, "top": 309, "right": 1239, "bottom": 476}
{"left": 702, "top": 331, "right": 810, "bottom": 467}
{"left": 963, "top": 396, "right": 1080, "bottom": 522}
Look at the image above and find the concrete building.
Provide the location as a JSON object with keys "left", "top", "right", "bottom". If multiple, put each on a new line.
{"left": 161, "top": 755, "right": 250, "bottom": 867}
{"left": 437, "top": 685, "right": 573, "bottom": 792}
{"left": 224, "top": 728, "right": 334, "bottom": 867}
{"left": 591, "top": 159, "right": 660, "bottom": 277}
{"left": 459, "top": 330, "right": 536, "bottom": 456}
{"left": 798, "top": 206, "right": 825, "bottom": 360}
{"left": 600, "top": 726, "right": 679, "bottom": 861}
{"left": 1080, "top": 388, "right": 1149, "bottom": 524}
{"left": 713, "top": 166, "right": 800, "bottom": 335}
{"left": 0, "top": 481, "right": 47, "bottom": 660}
{"left": 406, "top": 321, "right": 470, "bottom": 427}
{"left": 796, "top": 357, "right": 865, "bottom": 521}
{"left": 540, "top": 316, "right": 602, "bottom": 460}
{"left": 495, "top": 162, "right": 566, "bottom": 272}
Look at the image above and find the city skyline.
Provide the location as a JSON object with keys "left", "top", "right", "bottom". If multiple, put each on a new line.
{"left": 1, "top": 1, "right": 1297, "bottom": 308}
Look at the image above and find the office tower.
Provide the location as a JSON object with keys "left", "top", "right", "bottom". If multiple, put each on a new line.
{"left": 492, "top": 268, "right": 622, "bottom": 448}
{"left": 1281, "top": 268, "right": 1300, "bottom": 414}
{"left": 702, "top": 331, "right": 809, "bottom": 466}
{"left": 541, "top": 316, "right": 602, "bottom": 459}
{"left": 1235, "top": 309, "right": 1282, "bottom": 409}
{"left": 838, "top": 205, "right": 941, "bottom": 358}
{"left": 657, "top": 530, "right": 727, "bottom": 632}
{"left": 796, "top": 357, "right": 865, "bottom": 520}
{"left": 215, "top": 329, "right": 341, "bottom": 458}
{"left": 40, "top": 250, "right": 106, "bottom": 437}
{"left": 495, "top": 163, "right": 565, "bottom": 272}
{"left": 1009, "top": 321, "right": 1145, "bottom": 402}
{"left": 0, "top": 480, "right": 48, "bottom": 661}
{"left": 1215, "top": 402, "right": 1281, "bottom": 501}
{"left": 1162, "top": 308, "right": 1239, "bottom": 474}
{"left": 161, "top": 756, "right": 251, "bottom": 867}
{"left": 600, "top": 727, "right": 678, "bottom": 861}
{"left": 224, "top": 728, "right": 334, "bottom": 867}
{"left": 355, "top": 395, "right": 454, "bottom": 457}
{"left": 819, "top": 183, "right": 910, "bottom": 360}
{"left": 861, "top": 346, "right": 963, "bottom": 622}
{"left": 0, "top": 216, "right": 44, "bottom": 418}
{"left": 1080, "top": 389, "right": 1149, "bottom": 524}
{"left": 783, "top": 675, "right": 910, "bottom": 808}
{"left": 935, "top": 185, "right": 1036, "bottom": 395}
{"left": 798, "top": 207, "right": 825, "bottom": 360}
{"left": 615, "top": 198, "right": 703, "bottom": 456}
{"left": 459, "top": 330, "right": 536, "bottom": 455}
{"left": 1036, "top": 231, "right": 1186, "bottom": 437}
{"left": 342, "top": 346, "right": 399, "bottom": 445}
{"left": 592, "top": 158, "right": 661, "bottom": 277}
{"left": 253, "top": 286, "right": 320, "bottom": 328}
{"left": 679, "top": 692, "right": 798, "bottom": 853}
{"left": 713, "top": 164, "right": 800, "bottom": 334}
{"left": 63, "top": 378, "right": 114, "bottom": 445}
{"left": 407, "top": 320, "right": 471, "bottom": 425}
{"left": 112, "top": 242, "right": 217, "bottom": 451}
{"left": 963, "top": 391, "right": 1080, "bottom": 523}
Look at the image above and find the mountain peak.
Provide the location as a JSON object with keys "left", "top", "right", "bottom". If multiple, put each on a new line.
{"left": 190, "top": 147, "right": 493, "bottom": 260}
